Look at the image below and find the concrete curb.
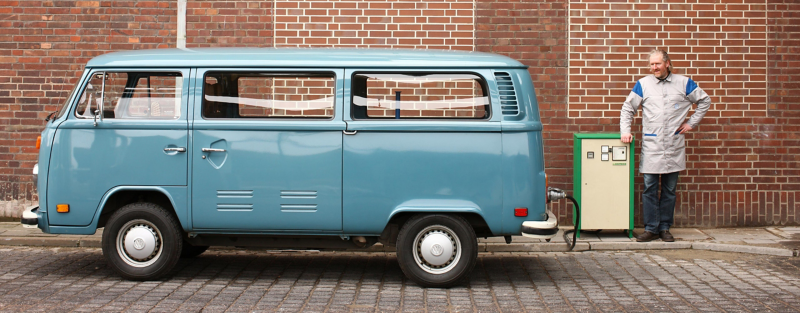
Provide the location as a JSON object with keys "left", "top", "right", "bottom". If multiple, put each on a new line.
{"left": 80, "top": 238, "right": 102, "bottom": 248}
{"left": 0, "top": 236, "right": 797, "bottom": 257}
{"left": 2, "top": 237, "right": 81, "bottom": 247}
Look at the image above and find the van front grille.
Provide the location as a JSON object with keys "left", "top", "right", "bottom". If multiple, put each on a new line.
{"left": 495, "top": 72, "right": 519, "bottom": 117}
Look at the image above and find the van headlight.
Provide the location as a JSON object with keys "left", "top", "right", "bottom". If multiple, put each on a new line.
{"left": 32, "top": 163, "right": 38, "bottom": 190}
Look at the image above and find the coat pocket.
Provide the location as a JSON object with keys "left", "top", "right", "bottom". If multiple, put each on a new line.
{"left": 671, "top": 130, "right": 685, "bottom": 149}
{"left": 641, "top": 126, "right": 662, "bottom": 154}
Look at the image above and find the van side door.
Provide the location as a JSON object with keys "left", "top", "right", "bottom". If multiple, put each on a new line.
{"left": 191, "top": 69, "right": 345, "bottom": 231}
{"left": 47, "top": 69, "right": 190, "bottom": 226}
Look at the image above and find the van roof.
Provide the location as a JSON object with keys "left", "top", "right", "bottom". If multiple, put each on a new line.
{"left": 86, "top": 48, "right": 527, "bottom": 69}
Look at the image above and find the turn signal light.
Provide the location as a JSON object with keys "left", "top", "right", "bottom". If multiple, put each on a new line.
{"left": 514, "top": 207, "right": 528, "bottom": 217}
{"left": 36, "top": 136, "right": 41, "bottom": 150}
{"left": 56, "top": 204, "right": 69, "bottom": 213}
{"left": 545, "top": 173, "right": 549, "bottom": 203}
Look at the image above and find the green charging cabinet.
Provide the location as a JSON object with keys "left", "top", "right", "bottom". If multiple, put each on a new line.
{"left": 573, "top": 133, "right": 635, "bottom": 238}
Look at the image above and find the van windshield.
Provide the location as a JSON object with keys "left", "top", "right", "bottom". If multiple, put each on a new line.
{"left": 54, "top": 81, "right": 80, "bottom": 120}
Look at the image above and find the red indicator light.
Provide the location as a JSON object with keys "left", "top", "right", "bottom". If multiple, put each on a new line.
{"left": 514, "top": 207, "right": 528, "bottom": 217}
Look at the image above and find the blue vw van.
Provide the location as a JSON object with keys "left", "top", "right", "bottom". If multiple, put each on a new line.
{"left": 22, "top": 48, "right": 556, "bottom": 287}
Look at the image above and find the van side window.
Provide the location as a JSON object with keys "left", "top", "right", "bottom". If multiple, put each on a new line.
{"left": 74, "top": 72, "right": 183, "bottom": 120}
{"left": 202, "top": 72, "right": 335, "bottom": 119}
{"left": 351, "top": 73, "right": 490, "bottom": 119}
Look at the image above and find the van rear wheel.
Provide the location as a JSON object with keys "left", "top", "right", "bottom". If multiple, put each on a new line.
{"left": 102, "top": 202, "right": 182, "bottom": 280}
{"left": 396, "top": 214, "right": 477, "bottom": 288}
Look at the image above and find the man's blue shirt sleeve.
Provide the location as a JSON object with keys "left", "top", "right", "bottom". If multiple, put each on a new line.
{"left": 632, "top": 81, "right": 643, "bottom": 97}
{"left": 686, "top": 78, "right": 698, "bottom": 95}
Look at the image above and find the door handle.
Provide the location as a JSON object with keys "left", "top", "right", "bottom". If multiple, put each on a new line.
{"left": 201, "top": 148, "right": 226, "bottom": 152}
{"left": 343, "top": 130, "right": 357, "bottom": 135}
{"left": 164, "top": 147, "right": 186, "bottom": 153}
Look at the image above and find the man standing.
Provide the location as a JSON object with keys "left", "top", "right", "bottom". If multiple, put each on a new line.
{"left": 620, "top": 49, "right": 711, "bottom": 242}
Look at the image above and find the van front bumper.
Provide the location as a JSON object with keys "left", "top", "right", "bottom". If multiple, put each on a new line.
{"left": 21, "top": 205, "right": 39, "bottom": 229}
{"left": 520, "top": 209, "right": 558, "bottom": 239}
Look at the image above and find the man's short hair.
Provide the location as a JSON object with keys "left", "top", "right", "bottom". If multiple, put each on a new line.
{"left": 649, "top": 49, "right": 673, "bottom": 72}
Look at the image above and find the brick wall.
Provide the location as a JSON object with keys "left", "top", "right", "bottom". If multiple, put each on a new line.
{"left": 561, "top": 0, "right": 797, "bottom": 227}
{"left": 765, "top": 0, "right": 800, "bottom": 225}
{"left": 186, "top": 0, "right": 272, "bottom": 47}
{"left": 273, "top": 0, "right": 474, "bottom": 49}
{"left": 0, "top": 0, "right": 177, "bottom": 217}
{"left": 0, "top": 0, "right": 797, "bottom": 227}
{"left": 480, "top": 0, "right": 798, "bottom": 227}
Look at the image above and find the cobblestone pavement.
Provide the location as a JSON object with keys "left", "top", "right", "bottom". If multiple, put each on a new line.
{"left": 0, "top": 247, "right": 799, "bottom": 312}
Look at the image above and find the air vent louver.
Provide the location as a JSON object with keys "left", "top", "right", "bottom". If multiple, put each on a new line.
{"left": 495, "top": 72, "right": 519, "bottom": 117}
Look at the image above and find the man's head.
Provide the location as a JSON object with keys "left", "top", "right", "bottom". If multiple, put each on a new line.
{"left": 649, "top": 49, "right": 671, "bottom": 79}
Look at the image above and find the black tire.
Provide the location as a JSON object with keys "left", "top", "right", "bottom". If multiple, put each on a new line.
{"left": 396, "top": 214, "right": 478, "bottom": 288}
{"left": 180, "top": 242, "right": 209, "bottom": 258}
{"left": 101, "top": 202, "right": 183, "bottom": 280}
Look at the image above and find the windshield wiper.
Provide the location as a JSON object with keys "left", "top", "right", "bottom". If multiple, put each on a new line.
{"left": 44, "top": 111, "right": 57, "bottom": 122}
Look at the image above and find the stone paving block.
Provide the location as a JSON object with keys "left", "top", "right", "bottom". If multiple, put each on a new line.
{"left": 596, "top": 231, "right": 635, "bottom": 242}
{"left": 702, "top": 228, "right": 782, "bottom": 242}
{"left": 768, "top": 227, "right": 800, "bottom": 240}
{"left": 480, "top": 235, "right": 543, "bottom": 243}
{"left": 0, "top": 230, "right": 37, "bottom": 237}
{"left": 743, "top": 239, "right": 779, "bottom": 244}
{"left": 485, "top": 242, "right": 590, "bottom": 252}
{"left": 692, "top": 242, "right": 795, "bottom": 257}
{"left": 669, "top": 228, "right": 711, "bottom": 241}
{"left": 24, "top": 233, "right": 58, "bottom": 237}
{"left": 574, "top": 232, "right": 601, "bottom": 242}
{"left": 590, "top": 241, "right": 691, "bottom": 250}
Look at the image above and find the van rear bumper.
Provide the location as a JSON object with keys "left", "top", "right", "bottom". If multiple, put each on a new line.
{"left": 21, "top": 205, "right": 39, "bottom": 229}
{"left": 520, "top": 209, "right": 558, "bottom": 239}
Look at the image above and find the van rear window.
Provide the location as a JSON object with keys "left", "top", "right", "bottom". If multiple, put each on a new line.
{"left": 351, "top": 73, "right": 489, "bottom": 119}
{"left": 202, "top": 72, "right": 335, "bottom": 119}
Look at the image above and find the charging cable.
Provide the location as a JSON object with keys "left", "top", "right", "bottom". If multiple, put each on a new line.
{"left": 547, "top": 187, "right": 582, "bottom": 251}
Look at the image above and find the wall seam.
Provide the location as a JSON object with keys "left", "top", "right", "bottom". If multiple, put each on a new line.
{"left": 273, "top": 0, "right": 276, "bottom": 47}
{"left": 567, "top": 0, "right": 571, "bottom": 119}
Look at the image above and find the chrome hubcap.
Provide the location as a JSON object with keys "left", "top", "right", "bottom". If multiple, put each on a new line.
{"left": 413, "top": 225, "right": 461, "bottom": 274}
{"left": 116, "top": 219, "right": 162, "bottom": 267}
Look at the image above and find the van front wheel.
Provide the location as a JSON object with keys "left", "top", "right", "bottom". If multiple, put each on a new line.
{"left": 102, "top": 202, "right": 182, "bottom": 280}
{"left": 396, "top": 214, "right": 477, "bottom": 288}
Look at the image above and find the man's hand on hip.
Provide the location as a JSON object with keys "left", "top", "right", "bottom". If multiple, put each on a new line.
{"left": 676, "top": 123, "right": 693, "bottom": 134}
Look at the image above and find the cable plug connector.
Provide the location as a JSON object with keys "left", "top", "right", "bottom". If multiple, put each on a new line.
{"left": 547, "top": 187, "right": 567, "bottom": 202}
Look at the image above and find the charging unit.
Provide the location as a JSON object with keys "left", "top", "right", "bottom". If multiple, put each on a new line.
{"left": 573, "top": 133, "right": 634, "bottom": 238}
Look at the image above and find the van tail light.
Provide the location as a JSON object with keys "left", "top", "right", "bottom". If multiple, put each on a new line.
{"left": 36, "top": 136, "right": 41, "bottom": 150}
{"left": 514, "top": 207, "right": 528, "bottom": 217}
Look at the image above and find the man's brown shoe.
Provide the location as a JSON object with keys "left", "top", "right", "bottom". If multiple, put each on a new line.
{"left": 660, "top": 230, "right": 675, "bottom": 242}
{"left": 636, "top": 231, "right": 659, "bottom": 242}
